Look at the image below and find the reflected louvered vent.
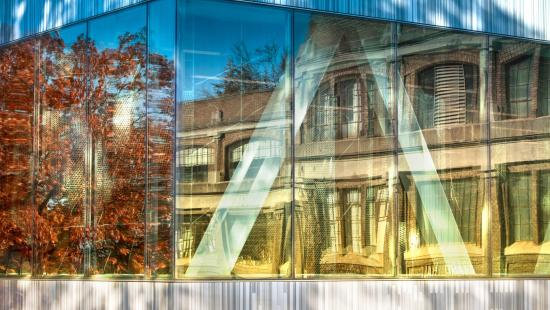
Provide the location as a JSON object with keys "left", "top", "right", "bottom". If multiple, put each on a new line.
{"left": 434, "top": 65, "right": 467, "bottom": 127}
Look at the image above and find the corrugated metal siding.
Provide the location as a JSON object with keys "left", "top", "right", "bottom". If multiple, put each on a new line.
{"left": 0, "top": 0, "right": 147, "bottom": 45}
{"left": 241, "top": 0, "right": 549, "bottom": 41}
{"left": 1, "top": 0, "right": 549, "bottom": 45}
{"left": 0, "top": 279, "right": 549, "bottom": 309}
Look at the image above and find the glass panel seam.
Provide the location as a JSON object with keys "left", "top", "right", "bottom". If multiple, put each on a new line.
{"left": 144, "top": 1, "right": 150, "bottom": 279}
{"left": 392, "top": 22, "right": 399, "bottom": 277}
{"left": 290, "top": 9, "right": 296, "bottom": 281}
{"left": 484, "top": 34, "right": 493, "bottom": 277}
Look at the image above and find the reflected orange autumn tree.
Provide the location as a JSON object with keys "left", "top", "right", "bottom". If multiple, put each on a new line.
{"left": 0, "top": 30, "right": 174, "bottom": 276}
{"left": 0, "top": 39, "right": 35, "bottom": 274}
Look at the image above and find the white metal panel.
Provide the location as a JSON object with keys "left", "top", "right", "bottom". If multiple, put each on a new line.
{"left": 0, "top": 279, "right": 548, "bottom": 309}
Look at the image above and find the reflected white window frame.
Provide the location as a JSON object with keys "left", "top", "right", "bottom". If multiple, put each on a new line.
{"left": 335, "top": 77, "right": 361, "bottom": 139}
{"left": 226, "top": 138, "right": 282, "bottom": 179}
{"left": 304, "top": 82, "right": 336, "bottom": 142}
{"left": 176, "top": 146, "right": 212, "bottom": 183}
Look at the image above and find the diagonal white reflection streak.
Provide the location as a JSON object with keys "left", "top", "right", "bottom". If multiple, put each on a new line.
{"left": 186, "top": 21, "right": 475, "bottom": 276}
{"left": 185, "top": 35, "right": 338, "bottom": 276}
{"left": 185, "top": 84, "right": 288, "bottom": 276}
{"left": 366, "top": 49, "right": 475, "bottom": 275}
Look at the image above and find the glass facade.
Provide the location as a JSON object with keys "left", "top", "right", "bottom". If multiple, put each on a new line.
{"left": 175, "top": 0, "right": 291, "bottom": 278}
{"left": 35, "top": 23, "right": 87, "bottom": 276}
{"left": 293, "top": 12, "right": 394, "bottom": 277}
{"left": 397, "top": 26, "right": 489, "bottom": 276}
{"left": 489, "top": 36, "right": 550, "bottom": 276}
{"left": 0, "top": 0, "right": 549, "bottom": 279}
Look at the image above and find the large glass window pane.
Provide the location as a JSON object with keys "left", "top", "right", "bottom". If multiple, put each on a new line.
{"left": 490, "top": 37, "right": 550, "bottom": 276}
{"left": 175, "top": 0, "right": 291, "bottom": 279}
{"left": 0, "top": 38, "right": 35, "bottom": 275}
{"left": 294, "top": 13, "right": 394, "bottom": 278}
{"left": 147, "top": 0, "right": 176, "bottom": 278}
{"left": 88, "top": 6, "right": 147, "bottom": 276}
{"left": 397, "top": 25, "right": 488, "bottom": 277}
{"left": 35, "top": 24, "right": 87, "bottom": 276}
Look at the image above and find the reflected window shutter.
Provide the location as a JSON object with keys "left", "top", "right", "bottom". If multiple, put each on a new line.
{"left": 433, "top": 65, "right": 467, "bottom": 127}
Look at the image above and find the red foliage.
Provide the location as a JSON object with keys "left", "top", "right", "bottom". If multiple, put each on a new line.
{"left": 0, "top": 30, "right": 174, "bottom": 276}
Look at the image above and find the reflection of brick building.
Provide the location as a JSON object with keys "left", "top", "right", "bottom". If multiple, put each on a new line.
{"left": 175, "top": 21, "right": 550, "bottom": 277}
{"left": 400, "top": 32, "right": 550, "bottom": 275}
{"left": 175, "top": 91, "right": 291, "bottom": 278}
{"left": 293, "top": 19, "right": 394, "bottom": 276}
{"left": 488, "top": 39, "right": 550, "bottom": 275}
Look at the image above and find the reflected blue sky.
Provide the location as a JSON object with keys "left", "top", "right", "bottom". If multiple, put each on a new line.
{"left": 149, "top": 0, "right": 175, "bottom": 59}
{"left": 50, "top": 23, "right": 85, "bottom": 50}
{"left": 178, "top": 0, "right": 290, "bottom": 101}
{"left": 88, "top": 5, "right": 146, "bottom": 50}
{"left": 293, "top": 12, "right": 310, "bottom": 58}
{"left": 45, "top": 1, "right": 175, "bottom": 58}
